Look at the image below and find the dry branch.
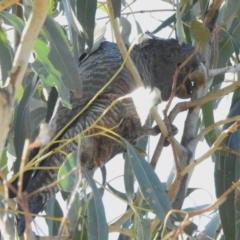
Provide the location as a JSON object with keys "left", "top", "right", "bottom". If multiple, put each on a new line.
{"left": 0, "top": 0, "right": 49, "bottom": 158}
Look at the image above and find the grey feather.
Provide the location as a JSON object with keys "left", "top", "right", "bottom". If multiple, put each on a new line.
{"left": 15, "top": 36, "right": 204, "bottom": 235}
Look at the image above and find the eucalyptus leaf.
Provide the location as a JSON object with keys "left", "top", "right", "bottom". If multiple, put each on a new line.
{"left": 222, "top": 0, "right": 240, "bottom": 29}
{"left": 84, "top": 169, "right": 108, "bottom": 240}
{"left": 107, "top": 183, "right": 128, "bottom": 201}
{"left": 176, "top": 0, "right": 186, "bottom": 43}
{"left": 62, "top": 0, "right": 84, "bottom": 36}
{"left": 215, "top": 96, "right": 240, "bottom": 240}
{"left": 91, "top": 23, "right": 106, "bottom": 53}
{"left": 202, "top": 101, "right": 218, "bottom": 161}
{"left": 123, "top": 153, "right": 135, "bottom": 203}
{"left": 191, "top": 20, "right": 211, "bottom": 46}
{"left": 120, "top": 17, "right": 131, "bottom": 45}
{"left": 46, "top": 196, "right": 63, "bottom": 236}
{"left": 112, "top": 0, "right": 121, "bottom": 18}
{"left": 76, "top": 0, "right": 97, "bottom": 50}
{"left": 13, "top": 72, "right": 38, "bottom": 171}
{"left": 125, "top": 140, "right": 173, "bottom": 229}
{"left": 0, "top": 25, "right": 12, "bottom": 86}
{"left": 58, "top": 151, "right": 78, "bottom": 192}
{"left": 137, "top": 218, "right": 151, "bottom": 240}
{"left": 43, "top": 14, "right": 82, "bottom": 98}
{"left": 0, "top": 148, "right": 8, "bottom": 175}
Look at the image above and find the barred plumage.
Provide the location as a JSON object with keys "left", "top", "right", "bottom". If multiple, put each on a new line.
{"left": 13, "top": 35, "right": 204, "bottom": 235}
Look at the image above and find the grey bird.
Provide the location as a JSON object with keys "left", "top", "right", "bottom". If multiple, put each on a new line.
{"left": 10, "top": 34, "right": 204, "bottom": 235}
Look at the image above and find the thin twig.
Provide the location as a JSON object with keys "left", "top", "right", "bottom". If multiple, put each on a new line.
{"left": 209, "top": 63, "right": 240, "bottom": 78}
{"left": 172, "top": 179, "right": 240, "bottom": 239}
{"left": 169, "top": 81, "right": 240, "bottom": 123}
{"left": 181, "top": 120, "right": 240, "bottom": 177}
{"left": 193, "top": 115, "right": 240, "bottom": 144}
{"left": 0, "top": 0, "right": 20, "bottom": 11}
{"left": 96, "top": 9, "right": 175, "bottom": 20}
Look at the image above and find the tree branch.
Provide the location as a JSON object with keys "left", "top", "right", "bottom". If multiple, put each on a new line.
{"left": 0, "top": 0, "right": 49, "bottom": 159}
{"left": 0, "top": 0, "right": 20, "bottom": 11}
{"left": 169, "top": 81, "right": 240, "bottom": 123}
{"left": 96, "top": 9, "right": 175, "bottom": 20}
{"left": 192, "top": 115, "right": 240, "bottom": 144}
{"left": 209, "top": 63, "right": 240, "bottom": 78}
{"left": 181, "top": 120, "right": 240, "bottom": 177}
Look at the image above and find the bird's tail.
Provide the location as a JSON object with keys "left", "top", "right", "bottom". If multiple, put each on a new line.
{"left": 16, "top": 153, "right": 61, "bottom": 236}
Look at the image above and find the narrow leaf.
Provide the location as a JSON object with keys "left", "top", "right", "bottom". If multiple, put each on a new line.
{"left": 13, "top": 72, "right": 38, "bottom": 167}
{"left": 0, "top": 25, "right": 12, "bottom": 86}
{"left": 176, "top": 0, "right": 186, "bottom": 43}
{"left": 77, "top": 0, "right": 97, "bottom": 50}
{"left": 46, "top": 196, "right": 63, "bottom": 236}
{"left": 215, "top": 96, "right": 240, "bottom": 240}
{"left": 31, "top": 39, "right": 71, "bottom": 108}
{"left": 43, "top": 15, "right": 82, "bottom": 97}
{"left": 222, "top": 0, "right": 240, "bottom": 29}
{"left": 120, "top": 17, "right": 131, "bottom": 45}
{"left": 84, "top": 170, "right": 108, "bottom": 240}
{"left": 137, "top": 218, "right": 151, "bottom": 240}
{"left": 202, "top": 101, "right": 218, "bottom": 161}
{"left": 191, "top": 20, "right": 211, "bottom": 45}
{"left": 0, "top": 148, "right": 8, "bottom": 175}
{"left": 123, "top": 153, "right": 135, "bottom": 203}
{"left": 125, "top": 140, "right": 173, "bottom": 229}
{"left": 58, "top": 151, "right": 78, "bottom": 192}
{"left": 111, "top": 0, "right": 121, "bottom": 18}
{"left": 91, "top": 23, "right": 106, "bottom": 53}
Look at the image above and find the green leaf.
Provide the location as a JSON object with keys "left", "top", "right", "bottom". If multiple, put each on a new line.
{"left": 0, "top": 11, "right": 76, "bottom": 108}
{"left": 46, "top": 196, "right": 63, "bottom": 236}
{"left": 58, "top": 151, "right": 78, "bottom": 192}
{"left": 135, "top": 20, "right": 143, "bottom": 35}
{"left": 0, "top": 11, "right": 25, "bottom": 34}
{"left": 107, "top": 183, "right": 128, "bottom": 201}
{"left": 67, "top": 192, "right": 82, "bottom": 234}
{"left": 123, "top": 153, "right": 135, "bottom": 203}
{"left": 43, "top": 14, "right": 82, "bottom": 97}
{"left": 120, "top": 16, "right": 131, "bottom": 45}
{"left": 97, "top": 2, "right": 108, "bottom": 12}
{"left": 222, "top": 0, "right": 240, "bottom": 29}
{"left": 48, "top": 0, "right": 58, "bottom": 15}
{"left": 153, "top": 13, "right": 176, "bottom": 34}
{"left": 100, "top": 166, "right": 107, "bottom": 186}
{"left": 30, "top": 107, "right": 47, "bottom": 141}
{"left": 111, "top": 0, "right": 121, "bottom": 18}
{"left": 31, "top": 39, "right": 71, "bottom": 108}
{"left": 176, "top": 0, "right": 186, "bottom": 43}
{"left": 0, "top": 148, "right": 8, "bottom": 175}
{"left": 0, "top": 25, "right": 12, "bottom": 86}
{"left": 76, "top": 0, "right": 97, "bottom": 50}
{"left": 191, "top": 20, "right": 211, "bottom": 45}
{"left": 215, "top": 96, "right": 240, "bottom": 240}
{"left": 125, "top": 140, "right": 173, "bottom": 229}
{"left": 84, "top": 170, "right": 108, "bottom": 240}
{"left": 202, "top": 101, "right": 218, "bottom": 161}
{"left": 137, "top": 218, "right": 151, "bottom": 240}
{"left": 62, "top": 0, "right": 84, "bottom": 37}
{"left": 72, "top": 213, "right": 88, "bottom": 240}
{"left": 45, "top": 87, "right": 58, "bottom": 123}
{"left": 91, "top": 23, "right": 106, "bottom": 53}
{"left": 13, "top": 72, "right": 38, "bottom": 168}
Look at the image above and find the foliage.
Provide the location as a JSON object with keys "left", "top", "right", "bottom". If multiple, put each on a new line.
{"left": 0, "top": 0, "right": 240, "bottom": 239}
